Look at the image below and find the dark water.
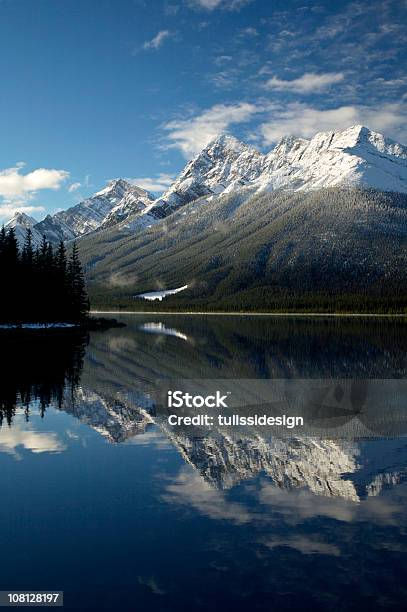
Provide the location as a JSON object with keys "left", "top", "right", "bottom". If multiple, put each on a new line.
{"left": 1, "top": 315, "right": 407, "bottom": 611}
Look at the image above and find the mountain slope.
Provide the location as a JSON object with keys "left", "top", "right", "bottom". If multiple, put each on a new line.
{"left": 142, "top": 125, "right": 407, "bottom": 225}
{"left": 78, "top": 186, "right": 407, "bottom": 311}
{"left": 144, "top": 134, "right": 264, "bottom": 219}
{"left": 84, "top": 125, "right": 407, "bottom": 243}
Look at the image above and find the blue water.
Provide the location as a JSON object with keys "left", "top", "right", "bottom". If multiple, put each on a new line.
{"left": 1, "top": 315, "right": 407, "bottom": 611}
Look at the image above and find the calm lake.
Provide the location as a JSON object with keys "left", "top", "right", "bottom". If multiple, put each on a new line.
{"left": 1, "top": 314, "right": 407, "bottom": 611}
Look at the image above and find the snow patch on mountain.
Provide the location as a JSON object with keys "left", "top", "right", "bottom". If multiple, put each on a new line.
{"left": 135, "top": 285, "right": 188, "bottom": 301}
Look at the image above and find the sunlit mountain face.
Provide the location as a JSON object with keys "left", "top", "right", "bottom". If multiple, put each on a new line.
{"left": 1, "top": 315, "right": 407, "bottom": 610}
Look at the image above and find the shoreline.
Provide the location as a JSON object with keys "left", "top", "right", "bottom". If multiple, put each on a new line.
{"left": 90, "top": 310, "right": 407, "bottom": 318}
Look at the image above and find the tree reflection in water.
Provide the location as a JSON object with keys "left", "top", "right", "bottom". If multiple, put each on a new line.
{"left": 0, "top": 330, "right": 88, "bottom": 427}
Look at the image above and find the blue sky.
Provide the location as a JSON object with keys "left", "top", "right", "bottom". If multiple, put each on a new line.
{"left": 0, "top": 0, "right": 406, "bottom": 221}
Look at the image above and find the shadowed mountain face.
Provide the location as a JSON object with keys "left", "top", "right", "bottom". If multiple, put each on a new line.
{"left": 69, "top": 126, "right": 407, "bottom": 311}
{"left": 79, "top": 188, "right": 407, "bottom": 311}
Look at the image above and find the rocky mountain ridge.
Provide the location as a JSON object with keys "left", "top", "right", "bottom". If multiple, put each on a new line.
{"left": 6, "top": 125, "right": 407, "bottom": 248}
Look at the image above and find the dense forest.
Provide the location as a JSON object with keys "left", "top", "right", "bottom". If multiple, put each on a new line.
{"left": 80, "top": 188, "right": 407, "bottom": 314}
{"left": 0, "top": 226, "right": 89, "bottom": 323}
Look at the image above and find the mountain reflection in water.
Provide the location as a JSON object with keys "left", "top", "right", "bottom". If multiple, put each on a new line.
{"left": 1, "top": 315, "right": 407, "bottom": 611}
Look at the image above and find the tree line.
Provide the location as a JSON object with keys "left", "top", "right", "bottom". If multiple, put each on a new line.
{"left": 0, "top": 226, "right": 89, "bottom": 323}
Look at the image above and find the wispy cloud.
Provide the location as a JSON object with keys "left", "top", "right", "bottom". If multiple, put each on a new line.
{"left": 68, "top": 181, "right": 81, "bottom": 193}
{"left": 143, "top": 30, "right": 173, "bottom": 51}
{"left": 188, "top": 0, "right": 253, "bottom": 11}
{"left": 130, "top": 173, "right": 176, "bottom": 192}
{"left": 162, "top": 102, "right": 260, "bottom": 157}
{"left": 209, "top": 68, "right": 240, "bottom": 90}
{"left": 265, "top": 72, "right": 345, "bottom": 93}
{"left": 238, "top": 26, "right": 258, "bottom": 37}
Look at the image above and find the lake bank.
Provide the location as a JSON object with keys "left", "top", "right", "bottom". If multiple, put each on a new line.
{"left": 91, "top": 310, "right": 407, "bottom": 318}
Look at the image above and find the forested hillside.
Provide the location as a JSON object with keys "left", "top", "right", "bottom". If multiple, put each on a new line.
{"left": 77, "top": 188, "right": 407, "bottom": 313}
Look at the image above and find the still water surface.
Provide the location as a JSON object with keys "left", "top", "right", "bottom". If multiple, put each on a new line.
{"left": 1, "top": 315, "right": 407, "bottom": 611}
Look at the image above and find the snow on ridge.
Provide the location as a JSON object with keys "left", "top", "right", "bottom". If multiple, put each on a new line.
{"left": 142, "top": 125, "right": 407, "bottom": 226}
{"left": 5, "top": 125, "right": 407, "bottom": 249}
{"left": 135, "top": 285, "right": 189, "bottom": 301}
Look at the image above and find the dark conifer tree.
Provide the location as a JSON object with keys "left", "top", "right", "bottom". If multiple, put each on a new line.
{"left": 21, "top": 228, "right": 34, "bottom": 265}
{"left": 0, "top": 229, "right": 89, "bottom": 323}
{"left": 67, "top": 242, "right": 89, "bottom": 321}
{"left": 55, "top": 241, "right": 68, "bottom": 319}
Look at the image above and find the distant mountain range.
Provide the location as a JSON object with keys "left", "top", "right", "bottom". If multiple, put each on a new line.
{"left": 6, "top": 178, "right": 154, "bottom": 245}
{"left": 6, "top": 125, "right": 407, "bottom": 310}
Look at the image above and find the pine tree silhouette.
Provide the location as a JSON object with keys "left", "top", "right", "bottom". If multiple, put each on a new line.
{"left": 67, "top": 242, "right": 89, "bottom": 321}
{"left": 0, "top": 228, "right": 90, "bottom": 323}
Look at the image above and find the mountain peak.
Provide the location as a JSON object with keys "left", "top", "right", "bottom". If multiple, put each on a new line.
{"left": 6, "top": 211, "right": 37, "bottom": 228}
{"left": 94, "top": 178, "right": 131, "bottom": 198}
{"left": 205, "top": 133, "right": 258, "bottom": 156}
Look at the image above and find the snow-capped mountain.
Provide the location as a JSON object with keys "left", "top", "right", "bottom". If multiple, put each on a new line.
{"left": 149, "top": 125, "right": 407, "bottom": 215}
{"left": 98, "top": 184, "right": 154, "bottom": 230}
{"left": 5, "top": 179, "right": 155, "bottom": 246}
{"left": 110, "top": 125, "right": 406, "bottom": 236}
{"left": 145, "top": 134, "right": 264, "bottom": 219}
{"left": 34, "top": 178, "right": 153, "bottom": 242}
{"left": 5, "top": 212, "right": 43, "bottom": 248}
{"left": 6, "top": 124, "right": 407, "bottom": 263}
{"left": 257, "top": 125, "right": 407, "bottom": 193}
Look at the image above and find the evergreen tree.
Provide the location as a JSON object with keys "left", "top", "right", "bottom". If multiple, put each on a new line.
{"left": 0, "top": 229, "right": 89, "bottom": 323}
{"left": 21, "top": 228, "right": 34, "bottom": 265}
{"left": 55, "top": 241, "right": 68, "bottom": 319}
{"left": 56, "top": 241, "right": 67, "bottom": 275}
{"left": 67, "top": 242, "right": 89, "bottom": 321}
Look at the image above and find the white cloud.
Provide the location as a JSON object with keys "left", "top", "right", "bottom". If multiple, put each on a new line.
{"left": 238, "top": 26, "right": 258, "bottom": 37}
{"left": 260, "top": 102, "right": 407, "bottom": 144}
{"left": 265, "top": 72, "right": 345, "bottom": 93}
{"left": 191, "top": 0, "right": 222, "bottom": 6}
{"left": 143, "top": 30, "right": 172, "bottom": 50}
{"left": 162, "top": 467, "right": 253, "bottom": 524}
{"left": 189, "top": 0, "right": 253, "bottom": 9}
{"left": 213, "top": 54, "right": 233, "bottom": 65}
{"left": 130, "top": 173, "right": 176, "bottom": 192}
{"left": 0, "top": 165, "right": 69, "bottom": 200}
{"left": 163, "top": 102, "right": 260, "bottom": 157}
{"left": 68, "top": 181, "right": 81, "bottom": 192}
{"left": 0, "top": 425, "right": 65, "bottom": 458}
